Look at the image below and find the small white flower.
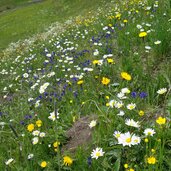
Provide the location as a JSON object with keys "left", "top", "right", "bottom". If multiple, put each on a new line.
{"left": 91, "top": 147, "right": 105, "bottom": 159}
{"left": 108, "top": 99, "right": 116, "bottom": 108}
{"left": 113, "top": 131, "right": 121, "bottom": 138}
{"left": 5, "top": 158, "right": 14, "bottom": 165}
{"left": 125, "top": 119, "right": 140, "bottom": 128}
{"left": 39, "top": 132, "right": 46, "bottom": 137}
{"left": 23, "top": 73, "right": 29, "bottom": 78}
{"left": 93, "top": 50, "right": 99, "bottom": 56}
{"left": 118, "top": 132, "right": 141, "bottom": 147}
{"left": 89, "top": 120, "right": 97, "bottom": 128}
{"left": 115, "top": 101, "right": 124, "bottom": 108}
{"left": 117, "top": 110, "right": 125, "bottom": 116}
{"left": 32, "top": 130, "right": 40, "bottom": 136}
{"left": 48, "top": 111, "right": 59, "bottom": 121}
{"left": 127, "top": 103, "right": 136, "bottom": 110}
{"left": 157, "top": 88, "right": 167, "bottom": 94}
{"left": 154, "top": 40, "right": 161, "bottom": 45}
{"left": 121, "top": 88, "right": 130, "bottom": 94}
{"left": 144, "top": 128, "right": 156, "bottom": 136}
{"left": 117, "top": 92, "right": 127, "bottom": 99}
{"left": 32, "top": 137, "right": 39, "bottom": 145}
{"left": 28, "top": 154, "right": 34, "bottom": 160}
{"left": 145, "top": 46, "right": 151, "bottom": 50}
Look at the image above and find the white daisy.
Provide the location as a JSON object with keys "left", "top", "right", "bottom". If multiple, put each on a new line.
{"left": 127, "top": 103, "right": 136, "bottom": 110}
{"left": 157, "top": 88, "right": 167, "bottom": 94}
{"left": 144, "top": 128, "right": 156, "bottom": 136}
{"left": 125, "top": 119, "right": 140, "bottom": 128}
{"left": 48, "top": 111, "right": 59, "bottom": 121}
{"left": 91, "top": 147, "right": 105, "bottom": 159}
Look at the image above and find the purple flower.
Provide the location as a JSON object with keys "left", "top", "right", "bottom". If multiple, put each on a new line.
{"left": 87, "top": 157, "right": 92, "bottom": 166}
{"left": 131, "top": 92, "right": 137, "bottom": 98}
{"left": 139, "top": 92, "right": 147, "bottom": 98}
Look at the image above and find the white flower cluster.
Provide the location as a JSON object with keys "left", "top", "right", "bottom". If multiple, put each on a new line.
{"left": 39, "top": 82, "right": 50, "bottom": 94}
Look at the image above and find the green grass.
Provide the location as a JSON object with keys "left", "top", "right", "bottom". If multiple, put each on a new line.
{"left": 0, "top": 0, "right": 171, "bottom": 170}
{"left": 0, "top": 0, "right": 104, "bottom": 52}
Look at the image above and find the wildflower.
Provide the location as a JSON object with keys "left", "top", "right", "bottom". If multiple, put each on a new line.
{"left": 156, "top": 116, "right": 166, "bottom": 125}
{"left": 151, "top": 149, "right": 155, "bottom": 153}
{"left": 63, "top": 156, "right": 73, "bottom": 166}
{"left": 121, "top": 88, "right": 130, "bottom": 94}
{"left": 154, "top": 40, "right": 161, "bottom": 45}
{"left": 124, "top": 163, "right": 128, "bottom": 168}
{"left": 28, "top": 154, "right": 34, "bottom": 160}
{"left": 89, "top": 120, "right": 97, "bottom": 128}
{"left": 121, "top": 72, "right": 132, "bottom": 81}
{"left": 147, "top": 156, "right": 156, "bottom": 164}
{"left": 48, "top": 111, "right": 59, "bottom": 121}
{"left": 101, "top": 77, "right": 110, "bottom": 85}
{"left": 129, "top": 168, "right": 135, "bottom": 171}
{"left": 139, "top": 32, "right": 147, "bottom": 38}
{"left": 144, "top": 128, "right": 156, "bottom": 136}
{"left": 93, "top": 60, "right": 103, "bottom": 65}
{"left": 32, "top": 137, "right": 39, "bottom": 145}
{"left": 115, "top": 101, "right": 124, "bottom": 108}
{"left": 113, "top": 131, "right": 121, "bottom": 138}
{"left": 157, "top": 88, "right": 167, "bottom": 94}
{"left": 108, "top": 99, "right": 116, "bottom": 108}
{"left": 5, "top": 158, "right": 14, "bottom": 165}
{"left": 39, "top": 82, "right": 49, "bottom": 94}
{"left": 32, "top": 130, "right": 40, "bottom": 136}
{"left": 123, "top": 19, "right": 128, "bottom": 23}
{"left": 41, "top": 161, "right": 47, "bottom": 168}
{"left": 127, "top": 103, "right": 136, "bottom": 110}
{"left": 105, "top": 95, "right": 109, "bottom": 99}
{"left": 131, "top": 92, "right": 137, "bottom": 98}
{"left": 118, "top": 132, "right": 140, "bottom": 147}
{"left": 115, "top": 13, "right": 121, "bottom": 19}
{"left": 107, "top": 58, "right": 115, "bottom": 64}
{"left": 53, "top": 141, "right": 60, "bottom": 148}
{"left": 139, "top": 92, "right": 147, "bottom": 98}
{"left": 117, "top": 92, "right": 127, "bottom": 99}
{"left": 139, "top": 110, "right": 144, "bottom": 116}
{"left": 125, "top": 119, "right": 140, "bottom": 128}
{"left": 117, "top": 110, "right": 125, "bottom": 116}
{"left": 23, "top": 73, "right": 29, "bottom": 78}
{"left": 36, "top": 120, "right": 42, "bottom": 127}
{"left": 87, "top": 157, "right": 92, "bottom": 166}
{"left": 27, "top": 124, "right": 34, "bottom": 132}
{"left": 144, "top": 138, "right": 149, "bottom": 143}
{"left": 77, "top": 80, "right": 84, "bottom": 85}
{"left": 91, "top": 147, "right": 105, "bottom": 159}
{"left": 131, "top": 134, "right": 141, "bottom": 145}
{"left": 39, "top": 132, "right": 46, "bottom": 137}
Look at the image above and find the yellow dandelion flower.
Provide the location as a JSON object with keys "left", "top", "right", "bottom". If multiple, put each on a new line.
{"left": 121, "top": 72, "right": 132, "bottom": 81}
{"left": 139, "top": 32, "right": 147, "bottom": 38}
{"left": 53, "top": 141, "right": 60, "bottom": 148}
{"left": 36, "top": 120, "right": 42, "bottom": 127}
{"left": 156, "top": 116, "right": 166, "bottom": 125}
{"left": 63, "top": 156, "right": 73, "bottom": 166}
{"left": 101, "top": 77, "right": 110, "bottom": 85}
{"left": 27, "top": 124, "right": 34, "bottom": 132}
{"left": 124, "top": 163, "right": 128, "bottom": 168}
{"left": 147, "top": 156, "right": 156, "bottom": 164}
{"left": 107, "top": 58, "right": 115, "bottom": 64}
{"left": 40, "top": 161, "right": 47, "bottom": 168}
{"left": 139, "top": 110, "right": 144, "bottom": 116}
{"left": 77, "top": 80, "right": 84, "bottom": 85}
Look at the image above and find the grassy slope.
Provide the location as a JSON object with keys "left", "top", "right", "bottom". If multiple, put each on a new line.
{"left": 0, "top": 0, "right": 171, "bottom": 170}
{"left": 0, "top": 0, "right": 103, "bottom": 52}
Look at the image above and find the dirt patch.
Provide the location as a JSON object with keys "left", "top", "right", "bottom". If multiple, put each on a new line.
{"left": 62, "top": 115, "right": 97, "bottom": 154}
